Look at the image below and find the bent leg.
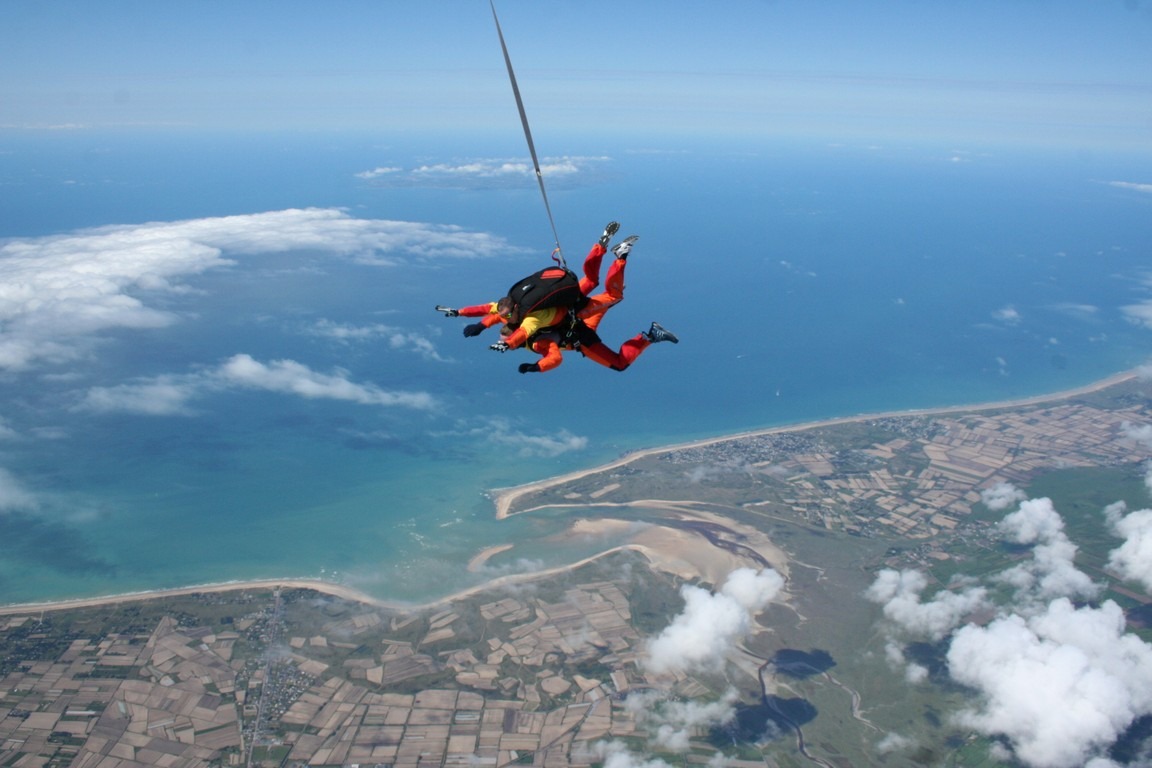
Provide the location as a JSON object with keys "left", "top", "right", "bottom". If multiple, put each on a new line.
{"left": 577, "top": 257, "right": 628, "bottom": 331}
{"left": 579, "top": 333, "right": 650, "bottom": 371}
{"left": 579, "top": 243, "right": 608, "bottom": 295}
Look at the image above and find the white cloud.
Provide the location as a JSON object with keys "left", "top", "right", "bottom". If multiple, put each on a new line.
{"left": 1122, "top": 302, "right": 1152, "bottom": 330}
{"left": 306, "top": 319, "right": 392, "bottom": 342}
{"left": 0, "top": 209, "right": 509, "bottom": 373}
{"left": 644, "top": 567, "right": 784, "bottom": 676}
{"left": 1049, "top": 302, "right": 1099, "bottom": 317}
{"left": 78, "top": 354, "right": 436, "bottom": 415}
{"left": 354, "top": 166, "right": 402, "bottom": 179}
{"left": 0, "top": 467, "right": 39, "bottom": 512}
{"left": 307, "top": 320, "right": 448, "bottom": 362}
{"left": 982, "top": 481, "right": 1027, "bottom": 511}
{"left": 624, "top": 689, "right": 738, "bottom": 751}
{"left": 587, "top": 741, "right": 675, "bottom": 768}
{"left": 1121, "top": 443, "right": 1152, "bottom": 497}
{"left": 999, "top": 496, "right": 1067, "bottom": 545}
{"left": 460, "top": 416, "right": 588, "bottom": 458}
{"left": 1104, "top": 501, "right": 1152, "bottom": 592}
{"left": 876, "top": 731, "right": 915, "bottom": 754}
{"left": 1108, "top": 181, "right": 1152, "bottom": 194}
{"left": 869, "top": 497, "right": 1152, "bottom": 768}
{"left": 79, "top": 377, "right": 202, "bottom": 416}
{"left": 355, "top": 156, "right": 609, "bottom": 189}
{"left": 218, "top": 354, "right": 434, "bottom": 408}
{"left": 865, "top": 569, "right": 988, "bottom": 641}
{"left": 412, "top": 158, "right": 585, "bottom": 178}
{"left": 998, "top": 497, "right": 1100, "bottom": 602}
{"left": 948, "top": 598, "right": 1152, "bottom": 768}
{"left": 993, "top": 305, "right": 1022, "bottom": 324}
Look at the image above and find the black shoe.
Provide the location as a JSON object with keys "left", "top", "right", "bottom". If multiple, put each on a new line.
{"left": 645, "top": 322, "right": 678, "bottom": 344}
{"left": 612, "top": 235, "right": 638, "bottom": 259}
{"left": 598, "top": 221, "right": 620, "bottom": 248}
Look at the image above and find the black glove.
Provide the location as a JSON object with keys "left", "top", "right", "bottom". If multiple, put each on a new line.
{"left": 463, "top": 323, "right": 484, "bottom": 337}
{"left": 518, "top": 362, "right": 541, "bottom": 374}
{"left": 490, "top": 341, "right": 510, "bottom": 352}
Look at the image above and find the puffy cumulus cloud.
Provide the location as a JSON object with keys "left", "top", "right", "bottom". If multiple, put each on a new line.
{"left": 869, "top": 496, "right": 1152, "bottom": 767}
{"left": 78, "top": 354, "right": 436, "bottom": 415}
{"left": 1122, "top": 422, "right": 1152, "bottom": 449}
{"left": 948, "top": 598, "right": 1152, "bottom": 768}
{"left": 1119, "top": 424, "right": 1152, "bottom": 494}
{"left": 1000, "top": 496, "right": 1065, "bottom": 544}
{"left": 982, "top": 481, "right": 1027, "bottom": 511}
{"left": 876, "top": 731, "right": 915, "bottom": 755}
{"left": 1104, "top": 501, "right": 1152, "bottom": 592}
{"left": 865, "top": 569, "right": 988, "bottom": 642}
{"left": 644, "top": 567, "right": 784, "bottom": 676}
{"left": 0, "top": 467, "right": 39, "bottom": 512}
{"left": 998, "top": 498, "right": 1100, "bottom": 602}
{"left": 624, "top": 689, "right": 738, "bottom": 751}
{"left": 0, "top": 209, "right": 508, "bottom": 372}
{"left": 993, "top": 305, "right": 1022, "bottom": 324}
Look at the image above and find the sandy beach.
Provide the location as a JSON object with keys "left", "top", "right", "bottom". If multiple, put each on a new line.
{"left": 0, "top": 507, "right": 786, "bottom": 618}
{"left": 0, "top": 578, "right": 377, "bottom": 618}
{"left": 490, "top": 369, "right": 1139, "bottom": 519}
{"left": 0, "top": 369, "right": 1136, "bottom": 618}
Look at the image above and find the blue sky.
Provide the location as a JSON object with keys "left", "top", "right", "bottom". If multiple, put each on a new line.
{"left": 2, "top": 0, "right": 1151, "bottom": 147}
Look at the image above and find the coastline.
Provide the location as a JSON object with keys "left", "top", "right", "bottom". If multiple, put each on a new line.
{"left": 0, "top": 538, "right": 743, "bottom": 618}
{"left": 490, "top": 369, "right": 1140, "bottom": 519}
{"left": 1, "top": 369, "right": 1138, "bottom": 617}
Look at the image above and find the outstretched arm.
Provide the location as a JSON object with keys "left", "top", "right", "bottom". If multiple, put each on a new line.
{"left": 453, "top": 302, "right": 507, "bottom": 337}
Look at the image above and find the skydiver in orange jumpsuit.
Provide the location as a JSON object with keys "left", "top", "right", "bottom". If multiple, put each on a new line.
{"left": 517, "top": 225, "right": 678, "bottom": 373}
{"left": 439, "top": 222, "right": 678, "bottom": 372}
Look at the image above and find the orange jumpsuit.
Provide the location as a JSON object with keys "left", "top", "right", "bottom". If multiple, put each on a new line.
{"left": 459, "top": 239, "right": 651, "bottom": 372}
{"left": 526, "top": 243, "right": 651, "bottom": 372}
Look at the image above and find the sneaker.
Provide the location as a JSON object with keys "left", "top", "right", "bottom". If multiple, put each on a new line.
{"left": 598, "top": 220, "right": 620, "bottom": 248}
{"left": 645, "top": 322, "right": 678, "bottom": 344}
{"left": 612, "top": 235, "right": 639, "bottom": 259}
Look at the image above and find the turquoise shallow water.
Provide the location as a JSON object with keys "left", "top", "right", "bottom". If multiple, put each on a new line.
{"left": 1, "top": 130, "right": 1150, "bottom": 605}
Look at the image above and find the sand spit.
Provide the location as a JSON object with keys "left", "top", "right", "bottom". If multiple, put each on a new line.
{"left": 1, "top": 370, "right": 1135, "bottom": 617}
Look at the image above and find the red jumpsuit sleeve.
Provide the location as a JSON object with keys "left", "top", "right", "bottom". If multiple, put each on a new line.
{"left": 530, "top": 338, "right": 564, "bottom": 372}
{"left": 458, "top": 302, "right": 498, "bottom": 318}
{"left": 458, "top": 302, "right": 507, "bottom": 328}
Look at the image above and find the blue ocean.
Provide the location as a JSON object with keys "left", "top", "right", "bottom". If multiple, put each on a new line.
{"left": 1, "top": 129, "right": 1150, "bottom": 605}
